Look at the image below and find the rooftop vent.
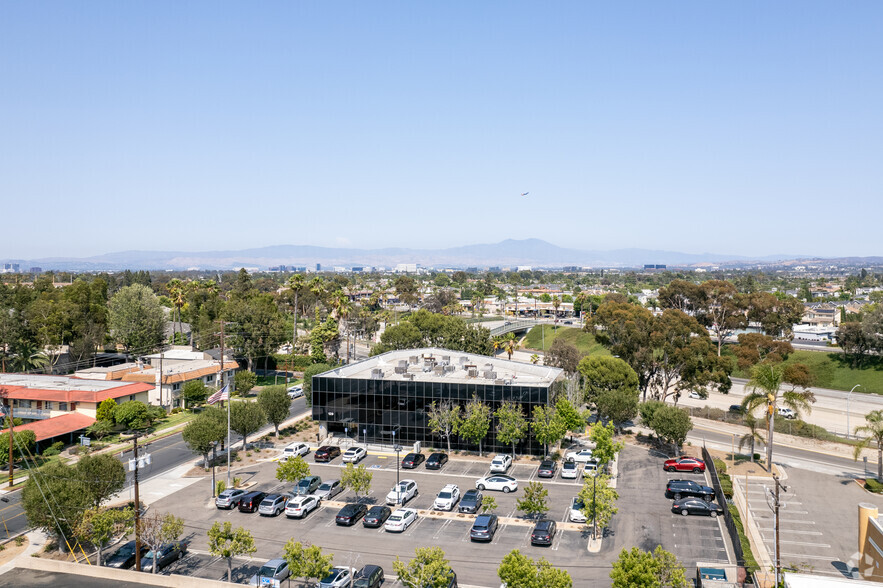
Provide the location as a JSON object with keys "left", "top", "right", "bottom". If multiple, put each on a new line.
{"left": 370, "top": 368, "right": 384, "bottom": 379}
{"left": 409, "top": 356, "right": 419, "bottom": 365}
{"left": 495, "top": 379, "right": 505, "bottom": 385}
{"left": 441, "top": 355, "right": 451, "bottom": 363}
{"left": 459, "top": 357, "right": 470, "bottom": 366}
{"left": 402, "top": 373, "right": 415, "bottom": 380}
{"left": 433, "top": 366, "right": 445, "bottom": 376}
{"left": 398, "top": 360, "right": 408, "bottom": 368}
{"left": 483, "top": 371, "right": 497, "bottom": 380}
{"left": 444, "top": 365, "right": 456, "bottom": 373}
{"left": 468, "top": 368, "right": 478, "bottom": 378}
{"left": 394, "top": 366, "right": 407, "bottom": 374}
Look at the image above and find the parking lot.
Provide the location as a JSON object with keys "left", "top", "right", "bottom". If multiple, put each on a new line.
{"left": 147, "top": 443, "right": 731, "bottom": 586}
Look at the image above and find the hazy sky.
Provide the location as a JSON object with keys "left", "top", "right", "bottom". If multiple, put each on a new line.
{"left": 2, "top": 2, "right": 881, "bottom": 260}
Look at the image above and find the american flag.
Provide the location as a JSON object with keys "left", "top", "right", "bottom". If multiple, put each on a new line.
{"left": 207, "top": 385, "right": 229, "bottom": 405}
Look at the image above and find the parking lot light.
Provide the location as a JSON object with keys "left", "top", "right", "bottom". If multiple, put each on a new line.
{"left": 394, "top": 443, "right": 403, "bottom": 502}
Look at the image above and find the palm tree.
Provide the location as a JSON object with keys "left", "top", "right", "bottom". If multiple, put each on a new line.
{"left": 737, "top": 414, "right": 765, "bottom": 463}
{"left": 530, "top": 354, "right": 540, "bottom": 365}
{"left": 166, "top": 279, "right": 184, "bottom": 343}
{"left": 552, "top": 296, "right": 561, "bottom": 325}
{"left": 308, "top": 277, "right": 326, "bottom": 317}
{"left": 11, "top": 339, "right": 50, "bottom": 372}
{"left": 742, "top": 363, "right": 814, "bottom": 469}
{"left": 854, "top": 410, "right": 883, "bottom": 481}
{"left": 503, "top": 333, "right": 518, "bottom": 361}
{"left": 287, "top": 274, "right": 306, "bottom": 351}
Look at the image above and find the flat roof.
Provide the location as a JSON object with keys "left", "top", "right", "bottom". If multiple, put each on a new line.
{"left": 0, "top": 373, "right": 141, "bottom": 393}
{"left": 1, "top": 413, "right": 95, "bottom": 442}
{"left": 318, "top": 348, "right": 563, "bottom": 387}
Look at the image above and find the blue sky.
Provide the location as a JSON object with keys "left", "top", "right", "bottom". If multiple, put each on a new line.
{"left": 2, "top": 2, "right": 881, "bottom": 259}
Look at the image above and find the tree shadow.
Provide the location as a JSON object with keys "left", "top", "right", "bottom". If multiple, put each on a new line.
{"left": 831, "top": 560, "right": 860, "bottom": 579}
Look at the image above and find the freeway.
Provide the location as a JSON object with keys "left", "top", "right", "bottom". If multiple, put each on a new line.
{"left": 0, "top": 395, "right": 310, "bottom": 540}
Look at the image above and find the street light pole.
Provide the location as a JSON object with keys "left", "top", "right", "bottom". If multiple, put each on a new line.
{"left": 210, "top": 441, "right": 218, "bottom": 497}
{"left": 592, "top": 472, "right": 597, "bottom": 540}
{"left": 848, "top": 384, "right": 861, "bottom": 439}
{"left": 394, "top": 443, "right": 403, "bottom": 503}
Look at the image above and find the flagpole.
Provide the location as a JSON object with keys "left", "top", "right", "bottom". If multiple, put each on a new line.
{"left": 222, "top": 321, "right": 231, "bottom": 489}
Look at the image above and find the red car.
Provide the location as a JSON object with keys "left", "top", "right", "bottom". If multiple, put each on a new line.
{"left": 663, "top": 456, "right": 706, "bottom": 473}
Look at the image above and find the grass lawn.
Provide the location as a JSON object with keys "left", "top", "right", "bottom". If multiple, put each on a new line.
{"left": 731, "top": 349, "right": 883, "bottom": 394}
{"left": 522, "top": 325, "right": 609, "bottom": 356}
{"left": 255, "top": 374, "right": 303, "bottom": 387}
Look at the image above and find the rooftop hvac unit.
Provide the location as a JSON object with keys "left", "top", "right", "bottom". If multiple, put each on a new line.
{"left": 444, "top": 365, "right": 456, "bottom": 373}
{"left": 441, "top": 355, "right": 451, "bottom": 363}
{"left": 459, "top": 356, "right": 469, "bottom": 366}
{"left": 394, "top": 366, "right": 407, "bottom": 374}
{"left": 409, "top": 356, "right": 419, "bottom": 365}
{"left": 423, "top": 364, "right": 434, "bottom": 373}
{"left": 483, "top": 371, "right": 497, "bottom": 380}
{"left": 468, "top": 368, "right": 478, "bottom": 378}
{"left": 398, "top": 360, "right": 408, "bottom": 368}
{"left": 495, "top": 379, "right": 505, "bottom": 385}
{"left": 403, "top": 373, "right": 415, "bottom": 380}
{"left": 370, "top": 368, "right": 384, "bottom": 379}
{"left": 433, "top": 366, "right": 445, "bottom": 376}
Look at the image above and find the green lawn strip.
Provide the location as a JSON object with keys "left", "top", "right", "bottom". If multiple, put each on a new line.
{"left": 523, "top": 326, "right": 610, "bottom": 356}
{"left": 728, "top": 349, "right": 883, "bottom": 394}
{"left": 728, "top": 503, "right": 760, "bottom": 572}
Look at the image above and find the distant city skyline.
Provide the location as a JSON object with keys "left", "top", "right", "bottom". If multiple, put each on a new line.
{"left": 2, "top": 2, "right": 881, "bottom": 259}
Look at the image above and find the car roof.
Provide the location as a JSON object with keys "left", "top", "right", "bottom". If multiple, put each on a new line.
{"left": 490, "top": 474, "right": 515, "bottom": 480}
{"left": 429, "top": 452, "right": 446, "bottom": 457}
{"left": 540, "top": 460, "right": 555, "bottom": 465}
{"left": 398, "top": 479, "right": 416, "bottom": 484}
{"left": 475, "top": 514, "right": 495, "bottom": 523}
{"left": 265, "top": 558, "right": 286, "bottom": 566}
{"left": 535, "top": 519, "right": 555, "bottom": 529}
{"left": 367, "top": 504, "right": 389, "bottom": 511}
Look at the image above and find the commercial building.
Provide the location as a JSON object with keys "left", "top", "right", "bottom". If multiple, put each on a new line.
{"left": 311, "top": 348, "right": 564, "bottom": 455}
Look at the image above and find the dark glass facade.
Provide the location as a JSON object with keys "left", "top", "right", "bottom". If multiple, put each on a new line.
{"left": 312, "top": 376, "right": 552, "bottom": 455}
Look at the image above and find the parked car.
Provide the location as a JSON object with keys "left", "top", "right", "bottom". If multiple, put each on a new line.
{"left": 663, "top": 456, "right": 706, "bottom": 473}
{"left": 249, "top": 558, "right": 290, "bottom": 586}
{"left": 530, "top": 519, "right": 556, "bottom": 546}
{"left": 433, "top": 484, "right": 461, "bottom": 511}
{"left": 318, "top": 566, "right": 354, "bottom": 588}
{"left": 105, "top": 540, "right": 148, "bottom": 569}
{"left": 315, "top": 480, "right": 344, "bottom": 500}
{"left": 315, "top": 446, "right": 342, "bottom": 462}
{"left": 362, "top": 505, "right": 392, "bottom": 528}
{"left": 778, "top": 407, "right": 797, "bottom": 419}
{"left": 560, "top": 459, "right": 579, "bottom": 479}
{"left": 258, "top": 493, "right": 290, "bottom": 516}
{"left": 582, "top": 460, "right": 599, "bottom": 477}
{"left": 293, "top": 475, "right": 322, "bottom": 495}
{"left": 335, "top": 503, "right": 368, "bottom": 526}
{"left": 386, "top": 480, "right": 418, "bottom": 505}
{"left": 342, "top": 446, "right": 367, "bottom": 463}
{"left": 537, "top": 460, "right": 557, "bottom": 478}
{"left": 459, "top": 489, "right": 483, "bottom": 514}
{"left": 141, "top": 541, "right": 187, "bottom": 572}
{"left": 689, "top": 391, "right": 703, "bottom": 399}
{"left": 470, "top": 513, "right": 498, "bottom": 542}
{"left": 569, "top": 497, "right": 586, "bottom": 523}
{"left": 215, "top": 488, "right": 247, "bottom": 509}
{"left": 401, "top": 453, "right": 425, "bottom": 469}
{"left": 426, "top": 452, "right": 449, "bottom": 470}
{"left": 285, "top": 495, "right": 321, "bottom": 518}
{"left": 238, "top": 491, "right": 268, "bottom": 513}
{"left": 475, "top": 474, "right": 517, "bottom": 493}
{"left": 489, "top": 454, "right": 513, "bottom": 473}
{"left": 665, "top": 479, "right": 715, "bottom": 501}
{"left": 565, "top": 448, "right": 595, "bottom": 463}
{"left": 729, "top": 404, "right": 745, "bottom": 414}
{"left": 281, "top": 442, "right": 310, "bottom": 461}
{"left": 287, "top": 384, "right": 304, "bottom": 398}
{"left": 385, "top": 507, "right": 418, "bottom": 532}
{"left": 353, "top": 564, "right": 385, "bottom": 588}
{"left": 671, "top": 497, "right": 724, "bottom": 517}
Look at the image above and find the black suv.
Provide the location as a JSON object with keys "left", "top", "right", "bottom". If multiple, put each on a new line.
{"left": 426, "top": 452, "right": 448, "bottom": 470}
{"left": 530, "top": 519, "right": 556, "bottom": 546}
{"left": 459, "top": 489, "right": 483, "bottom": 514}
{"left": 401, "top": 453, "right": 425, "bottom": 469}
{"left": 238, "top": 491, "right": 267, "bottom": 513}
{"left": 665, "top": 479, "right": 715, "bottom": 501}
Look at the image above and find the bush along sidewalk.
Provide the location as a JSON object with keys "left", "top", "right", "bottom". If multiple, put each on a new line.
{"left": 713, "top": 458, "right": 760, "bottom": 573}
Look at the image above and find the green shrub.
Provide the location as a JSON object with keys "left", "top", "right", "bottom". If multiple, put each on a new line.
{"left": 713, "top": 458, "right": 727, "bottom": 475}
{"left": 49, "top": 441, "right": 64, "bottom": 452}
{"left": 729, "top": 504, "right": 760, "bottom": 572}
{"left": 171, "top": 407, "right": 182, "bottom": 415}
{"left": 774, "top": 418, "right": 839, "bottom": 442}
{"left": 719, "top": 476, "right": 733, "bottom": 499}
{"left": 216, "top": 480, "right": 226, "bottom": 495}
{"left": 42, "top": 447, "right": 60, "bottom": 457}
{"left": 233, "top": 476, "right": 242, "bottom": 488}
{"left": 865, "top": 479, "right": 883, "bottom": 493}
{"left": 14, "top": 535, "right": 25, "bottom": 546}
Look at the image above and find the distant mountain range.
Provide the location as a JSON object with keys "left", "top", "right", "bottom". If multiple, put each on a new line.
{"left": 3, "top": 239, "right": 879, "bottom": 271}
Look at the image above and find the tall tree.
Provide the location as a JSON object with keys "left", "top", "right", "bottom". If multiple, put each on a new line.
{"left": 139, "top": 511, "right": 184, "bottom": 574}
{"left": 695, "top": 280, "right": 748, "bottom": 356}
{"left": 340, "top": 463, "right": 373, "bottom": 500}
{"left": 610, "top": 546, "right": 688, "bottom": 588}
{"left": 276, "top": 455, "right": 311, "bottom": 483}
{"left": 495, "top": 401, "right": 529, "bottom": 457}
{"left": 589, "top": 422, "right": 623, "bottom": 468}
{"left": 743, "top": 362, "right": 815, "bottom": 469}
{"left": 531, "top": 405, "right": 566, "bottom": 456}
{"left": 578, "top": 473, "right": 619, "bottom": 539}
{"left": 257, "top": 385, "right": 292, "bottom": 438}
{"left": 648, "top": 405, "right": 693, "bottom": 455}
{"left": 393, "top": 547, "right": 455, "bottom": 588}
{"left": 578, "top": 356, "right": 640, "bottom": 405}
{"left": 207, "top": 521, "right": 257, "bottom": 583}
{"left": 459, "top": 395, "right": 491, "bottom": 456}
{"left": 498, "top": 550, "right": 573, "bottom": 588}
{"left": 746, "top": 292, "right": 804, "bottom": 339}
{"left": 283, "top": 540, "right": 333, "bottom": 584}
{"left": 22, "top": 461, "right": 91, "bottom": 549}
{"left": 224, "top": 292, "right": 287, "bottom": 371}
{"left": 854, "top": 410, "right": 883, "bottom": 481}
{"left": 738, "top": 415, "right": 765, "bottom": 463}
{"left": 77, "top": 507, "right": 134, "bottom": 567}
{"left": 516, "top": 481, "right": 549, "bottom": 519}
{"left": 107, "top": 284, "right": 165, "bottom": 353}
{"left": 287, "top": 274, "right": 307, "bottom": 349}
{"left": 183, "top": 411, "right": 228, "bottom": 469}
{"left": 426, "top": 401, "right": 461, "bottom": 454}
{"left": 76, "top": 454, "right": 126, "bottom": 510}
{"left": 230, "top": 400, "right": 267, "bottom": 449}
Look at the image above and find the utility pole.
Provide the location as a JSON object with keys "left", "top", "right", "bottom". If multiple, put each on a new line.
{"left": 221, "top": 320, "right": 231, "bottom": 489}
{"left": 130, "top": 432, "right": 143, "bottom": 572}
{"left": 8, "top": 401, "right": 14, "bottom": 488}
{"left": 766, "top": 474, "right": 788, "bottom": 586}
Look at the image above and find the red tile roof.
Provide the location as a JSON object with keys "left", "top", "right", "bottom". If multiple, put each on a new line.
{"left": 0, "top": 380, "right": 153, "bottom": 404}
{"left": 1, "top": 413, "right": 96, "bottom": 442}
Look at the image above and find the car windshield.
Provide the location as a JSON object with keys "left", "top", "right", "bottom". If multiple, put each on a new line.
{"left": 322, "top": 570, "right": 343, "bottom": 582}
{"left": 260, "top": 565, "right": 279, "bottom": 577}
{"left": 397, "top": 483, "right": 408, "bottom": 490}
{"left": 388, "top": 515, "right": 402, "bottom": 522}
{"left": 115, "top": 544, "right": 135, "bottom": 556}
{"left": 573, "top": 498, "right": 584, "bottom": 509}
{"left": 564, "top": 462, "right": 576, "bottom": 468}
{"left": 438, "top": 492, "right": 452, "bottom": 499}
{"left": 319, "top": 483, "right": 332, "bottom": 490}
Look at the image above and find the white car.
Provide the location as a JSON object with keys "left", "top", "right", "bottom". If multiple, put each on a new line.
{"left": 489, "top": 454, "right": 513, "bottom": 473}
{"left": 386, "top": 480, "right": 418, "bottom": 505}
{"left": 569, "top": 496, "right": 587, "bottom": 523}
{"left": 285, "top": 495, "right": 321, "bottom": 518}
{"left": 475, "top": 474, "right": 518, "bottom": 493}
{"left": 689, "top": 391, "right": 703, "bottom": 399}
{"left": 280, "top": 442, "right": 309, "bottom": 461}
{"left": 582, "top": 460, "right": 599, "bottom": 478}
{"left": 287, "top": 384, "right": 304, "bottom": 398}
{"left": 342, "top": 446, "right": 367, "bottom": 463}
{"left": 561, "top": 460, "right": 579, "bottom": 479}
{"left": 433, "top": 484, "right": 461, "bottom": 511}
{"left": 778, "top": 407, "right": 797, "bottom": 419}
{"left": 565, "top": 449, "right": 595, "bottom": 463}
{"left": 318, "top": 567, "right": 354, "bottom": 588}
{"left": 385, "top": 508, "right": 418, "bottom": 532}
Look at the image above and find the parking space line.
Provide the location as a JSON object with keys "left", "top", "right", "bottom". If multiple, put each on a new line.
{"left": 432, "top": 519, "right": 453, "bottom": 540}
{"left": 491, "top": 524, "right": 506, "bottom": 545}
{"left": 551, "top": 529, "right": 563, "bottom": 551}
{"left": 764, "top": 539, "right": 831, "bottom": 548}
